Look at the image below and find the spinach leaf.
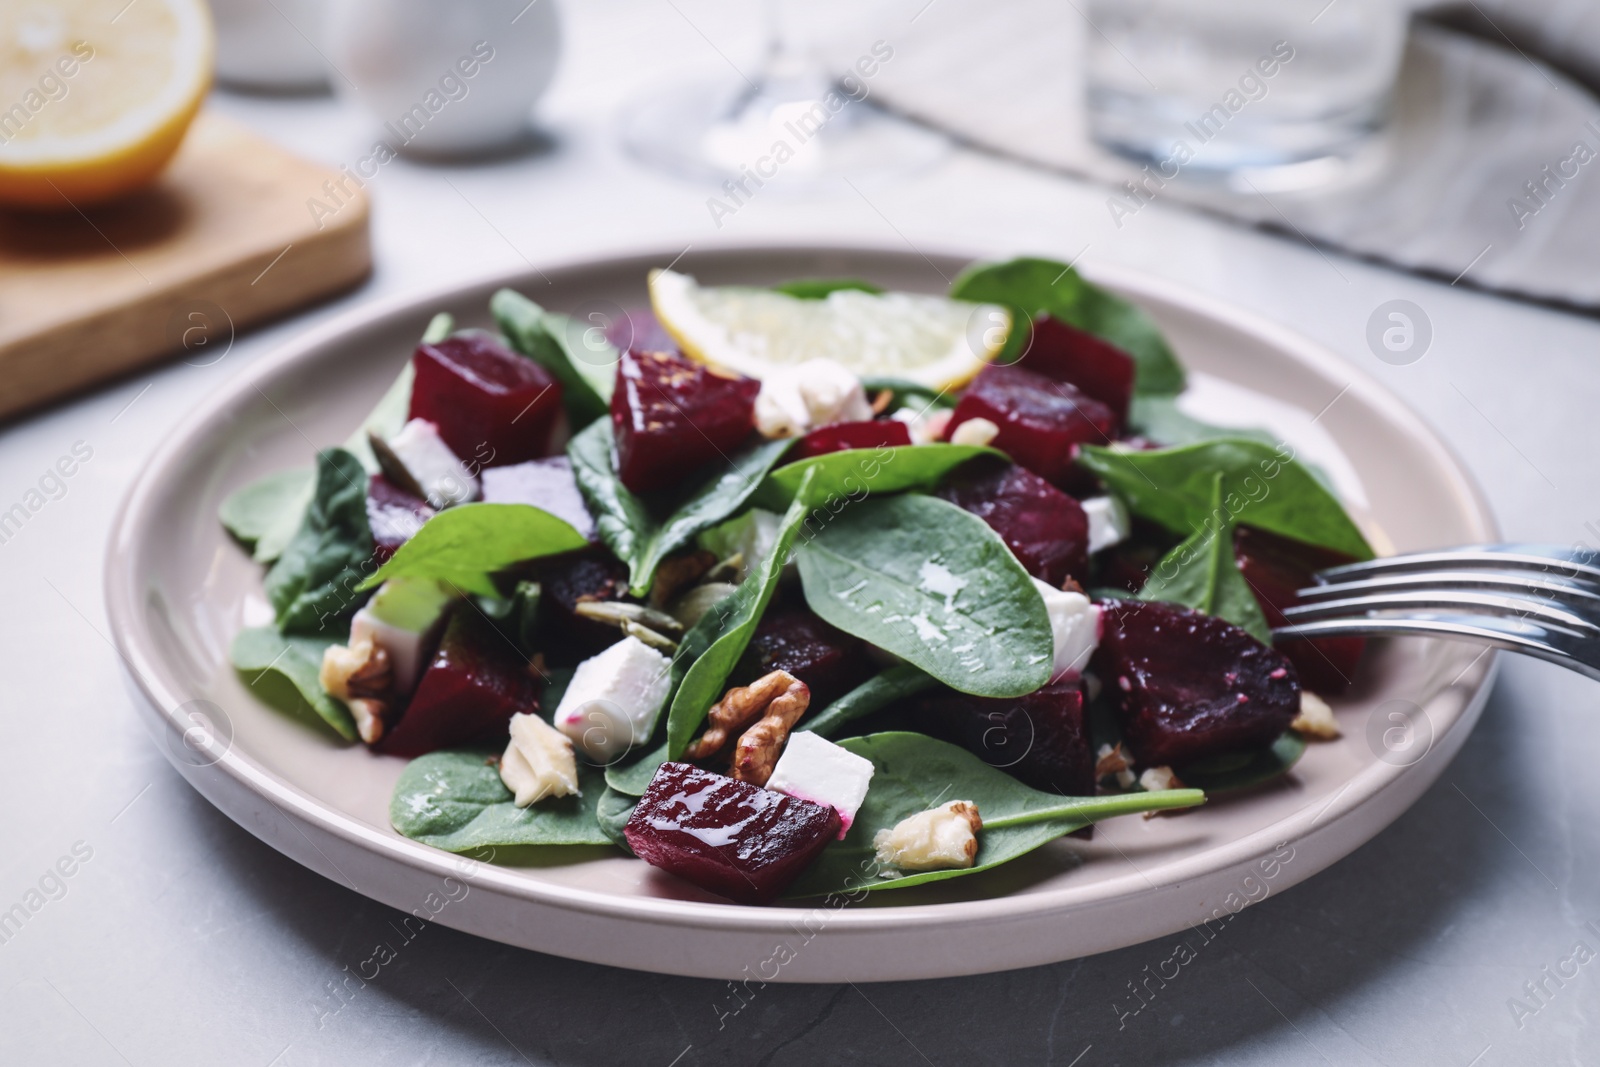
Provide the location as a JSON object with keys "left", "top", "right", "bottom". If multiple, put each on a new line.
{"left": 390, "top": 750, "right": 610, "bottom": 851}
{"left": 804, "top": 665, "right": 939, "bottom": 739}
{"left": 796, "top": 494, "right": 1053, "bottom": 698}
{"left": 474, "top": 579, "right": 542, "bottom": 658}
{"left": 264, "top": 448, "right": 376, "bottom": 635}
{"left": 567, "top": 419, "right": 794, "bottom": 597}
{"left": 1126, "top": 395, "right": 1280, "bottom": 450}
{"left": 1077, "top": 438, "right": 1373, "bottom": 560}
{"left": 541, "top": 311, "right": 620, "bottom": 404}
{"left": 595, "top": 786, "right": 638, "bottom": 853}
{"left": 665, "top": 473, "right": 817, "bottom": 758}
{"left": 1139, "top": 472, "right": 1272, "bottom": 642}
{"left": 759, "top": 444, "right": 1000, "bottom": 509}
{"left": 1179, "top": 732, "right": 1306, "bottom": 794}
{"left": 230, "top": 625, "right": 357, "bottom": 740}
{"left": 774, "top": 278, "right": 884, "bottom": 299}
{"left": 492, "top": 289, "right": 612, "bottom": 427}
{"left": 785, "top": 732, "right": 1204, "bottom": 897}
{"left": 220, "top": 466, "right": 315, "bottom": 564}
{"left": 604, "top": 740, "right": 669, "bottom": 796}
{"left": 950, "top": 256, "right": 1185, "bottom": 395}
{"left": 421, "top": 312, "right": 455, "bottom": 344}
{"left": 361, "top": 503, "right": 587, "bottom": 596}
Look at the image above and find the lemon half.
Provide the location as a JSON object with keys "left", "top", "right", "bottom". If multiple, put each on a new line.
{"left": 0, "top": 0, "right": 213, "bottom": 208}
{"left": 649, "top": 269, "right": 1009, "bottom": 391}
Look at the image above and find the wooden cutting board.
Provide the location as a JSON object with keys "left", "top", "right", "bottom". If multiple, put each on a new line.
{"left": 0, "top": 111, "right": 372, "bottom": 422}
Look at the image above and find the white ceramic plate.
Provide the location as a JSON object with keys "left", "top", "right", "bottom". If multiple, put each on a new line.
{"left": 106, "top": 245, "right": 1498, "bottom": 982}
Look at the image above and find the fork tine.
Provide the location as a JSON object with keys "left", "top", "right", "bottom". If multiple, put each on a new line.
{"left": 1280, "top": 590, "right": 1600, "bottom": 636}
{"left": 1274, "top": 613, "right": 1600, "bottom": 682}
{"left": 1321, "top": 544, "right": 1600, "bottom": 587}
{"left": 1297, "top": 570, "right": 1600, "bottom": 611}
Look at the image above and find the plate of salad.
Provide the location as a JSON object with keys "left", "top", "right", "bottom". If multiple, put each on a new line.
{"left": 107, "top": 245, "right": 1496, "bottom": 981}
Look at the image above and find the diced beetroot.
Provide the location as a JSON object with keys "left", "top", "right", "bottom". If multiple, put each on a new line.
{"left": 409, "top": 332, "right": 562, "bottom": 468}
{"left": 736, "top": 605, "right": 873, "bottom": 711}
{"left": 788, "top": 420, "right": 911, "bottom": 462}
{"left": 1020, "top": 315, "right": 1136, "bottom": 429}
{"left": 935, "top": 459, "right": 1089, "bottom": 587}
{"left": 480, "top": 456, "right": 596, "bottom": 541}
{"left": 1233, "top": 526, "right": 1365, "bottom": 696}
{"left": 376, "top": 609, "right": 539, "bottom": 757}
{"left": 920, "top": 681, "right": 1094, "bottom": 796}
{"left": 1092, "top": 599, "right": 1299, "bottom": 768}
{"left": 366, "top": 474, "right": 435, "bottom": 564}
{"left": 532, "top": 550, "right": 633, "bottom": 664}
{"left": 625, "top": 762, "right": 839, "bottom": 904}
{"left": 945, "top": 362, "right": 1115, "bottom": 485}
{"left": 611, "top": 349, "right": 760, "bottom": 494}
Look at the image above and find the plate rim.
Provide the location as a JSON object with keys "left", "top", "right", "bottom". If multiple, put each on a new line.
{"left": 104, "top": 240, "right": 1501, "bottom": 942}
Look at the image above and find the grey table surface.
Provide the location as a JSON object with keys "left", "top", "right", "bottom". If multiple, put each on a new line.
{"left": 3, "top": 2, "right": 1598, "bottom": 1064}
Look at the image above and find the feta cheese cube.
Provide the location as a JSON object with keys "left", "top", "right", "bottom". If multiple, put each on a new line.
{"left": 352, "top": 577, "right": 455, "bottom": 693}
{"left": 1291, "top": 691, "right": 1340, "bottom": 739}
{"left": 766, "top": 732, "right": 876, "bottom": 837}
{"left": 386, "top": 418, "right": 479, "bottom": 508}
{"left": 553, "top": 636, "right": 672, "bottom": 762}
{"left": 753, "top": 359, "right": 873, "bottom": 438}
{"left": 872, "top": 800, "right": 982, "bottom": 873}
{"left": 1081, "top": 495, "right": 1131, "bottom": 554}
{"left": 499, "top": 713, "right": 580, "bottom": 806}
{"left": 1032, "top": 577, "right": 1101, "bottom": 681}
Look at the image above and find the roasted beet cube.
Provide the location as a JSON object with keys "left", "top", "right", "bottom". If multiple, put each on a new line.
{"left": 409, "top": 332, "right": 562, "bottom": 468}
{"left": 612, "top": 349, "right": 760, "bottom": 493}
{"left": 1092, "top": 599, "right": 1299, "bottom": 768}
{"left": 624, "top": 762, "right": 839, "bottom": 904}
{"left": 1020, "top": 315, "right": 1136, "bottom": 430}
{"left": 920, "top": 681, "right": 1094, "bottom": 796}
{"left": 1233, "top": 526, "right": 1365, "bottom": 696}
{"left": 532, "top": 550, "right": 634, "bottom": 664}
{"left": 945, "top": 362, "right": 1115, "bottom": 485}
{"left": 735, "top": 605, "right": 872, "bottom": 712}
{"left": 377, "top": 609, "right": 539, "bottom": 757}
{"left": 480, "top": 456, "right": 597, "bottom": 541}
{"left": 789, "top": 420, "right": 911, "bottom": 462}
{"left": 935, "top": 459, "right": 1089, "bottom": 587}
{"left": 366, "top": 474, "right": 435, "bottom": 564}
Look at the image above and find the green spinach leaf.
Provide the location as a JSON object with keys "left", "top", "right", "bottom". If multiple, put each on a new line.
{"left": 219, "top": 466, "right": 315, "bottom": 564}
{"left": 1179, "top": 732, "right": 1306, "bottom": 794}
{"left": 796, "top": 494, "right": 1053, "bottom": 698}
{"left": 785, "top": 732, "right": 1204, "bottom": 896}
{"left": 950, "top": 256, "right": 1185, "bottom": 395}
{"left": 492, "top": 289, "right": 612, "bottom": 426}
{"left": 804, "top": 665, "right": 939, "bottom": 739}
{"left": 568, "top": 419, "right": 794, "bottom": 597}
{"left": 665, "top": 473, "right": 817, "bottom": 758}
{"left": 361, "top": 503, "right": 587, "bottom": 596}
{"left": 230, "top": 625, "right": 357, "bottom": 740}
{"left": 1138, "top": 472, "right": 1272, "bottom": 642}
{"left": 1077, "top": 438, "right": 1372, "bottom": 560}
{"left": 773, "top": 278, "right": 885, "bottom": 299}
{"left": 604, "top": 740, "right": 669, "bottom": 796}
{"left": 595, "top": 786, "right": 638, "bottom": 853}
{"left": 264, "top": 448, "right": 375, "bottom": 635}
{"left": 390, "top": 750, "right": 611, "bottom": 851}
{"left": 758, "top": 444, "right": 1001, "bottom": 509}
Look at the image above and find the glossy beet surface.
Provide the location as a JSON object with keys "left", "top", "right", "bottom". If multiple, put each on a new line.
{"left": 1020, "top": 315, "right": 1136, "bottom": 429}
{"left": 377, "top": 610, "right": 539, "bottom": 757}
{"left": 1233, "top": 526, "right": 1365, "bottom": 696}
{"left": 480, "top": 456, "right": 597, "bottom": 541}
{"left": 790, "top": 420, "right": 911, "bottom": 462}
{"left": 366, "top": 475, "right": 435, "bottom": 564}
{"left": 1092, "top": 599, "right": 1299, "bottom": 768}
{"left": 624, "top": 762, "right": 840, "bottom": 904}
{"left": 533, "top": 550, "right": 633, "bottom": 664}
{"left": 409, "top": 332, "right": 562, "bottom": 467}
{"left": 921, "top": 681, "right": 1094, "bottom": 796}
{"left": 735, "top": 604, "right": 873, "bottom": 711}
{"left": 945, "top": 362, "right": 1116, "bottom": 485}
{"left": 935, "top": 459, "right": 1089, "bottom": 587}
{"left": 611, "top": 349, "right": 761, "bottom": 493}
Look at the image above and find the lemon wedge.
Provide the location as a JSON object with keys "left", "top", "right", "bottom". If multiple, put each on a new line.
{"left": 649, "top": 268, "right": 1009, "bottom": 391}
{"left": 0, "top": 0, "right": 213, "bottom": 208}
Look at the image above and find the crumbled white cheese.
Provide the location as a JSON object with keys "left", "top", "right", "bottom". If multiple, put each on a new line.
{"left": 1291, "top": 691, "right": 1341, "bottom": 739}
{"left": 873, "top": 800, "right": 982, "bottom": 872}
{"left": 351, "top": 578, "right": 455, "bottom": 694}
{"left": 1139, "top": 766, "right": 1183, "bottom": 792}
{"left": 766, "top": 732, "right": 876, "bottom": 837}
{"left": 1096, "top": 742, "right": 1136, "bottom": 789}
{"left": 499, "top": 713, "right": 580, "bottom": 806}
{"left": 1081, "top": 495, "right": 1131, "bottom": 554}
{"left": 1032, "top": 577, "right": 1100, "bottom": 681}
{"left": 949, "top": 416, "right": 1000, "bottom": 447}
{"left": 753, "top": 359, "right": 874, "bottom": 438}
{"left": 386, "top": 418, "right": 478, "bottom": 508}
{"left": 553, "top": 637, "right": 672, "bottom": 761}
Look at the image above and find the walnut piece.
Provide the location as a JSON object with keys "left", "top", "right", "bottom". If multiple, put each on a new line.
{"left": 684, "top": 670, "right": 811, "bottom": 786}
{"left": 1291, "top": 691, "right": 1341, "bottom": 739}
{"left": 320, "top": 638, "right": 395, "bottom": 744}
{"left": 1095, "top": 742, "right": 1136, "bottom": 789}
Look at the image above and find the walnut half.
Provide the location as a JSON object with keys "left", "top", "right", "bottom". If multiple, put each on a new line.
{"left": 321, "top": 638, "right": 395, "bottom": 744}
{"left": 685, "top": 670, "right": 810, "bottom": 786}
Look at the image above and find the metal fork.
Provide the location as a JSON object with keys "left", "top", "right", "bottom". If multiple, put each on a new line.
{"left": 1273, "top": 544, "right": 1600, "bottom": 682}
